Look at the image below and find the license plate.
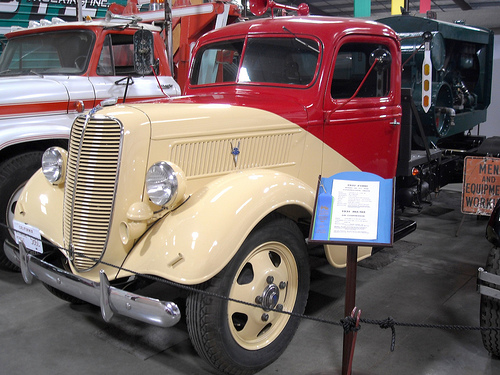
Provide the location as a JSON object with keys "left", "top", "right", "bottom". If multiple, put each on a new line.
{"left": 13, "top": 220, "right": 42, "bottom": 254}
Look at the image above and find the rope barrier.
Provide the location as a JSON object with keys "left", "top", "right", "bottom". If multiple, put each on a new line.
{"left": 5, "top": 222, "right": 500, "bottom": 353}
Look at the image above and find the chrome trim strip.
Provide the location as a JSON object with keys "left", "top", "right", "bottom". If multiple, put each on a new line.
{"left": 14, "top": 242, "right": 181, "bottom": 328}
{"left": 19, "top": 242, "right": 33, "bottom": 284}
{"left": 67, "top": 114, "right": 89, "bottom": 250}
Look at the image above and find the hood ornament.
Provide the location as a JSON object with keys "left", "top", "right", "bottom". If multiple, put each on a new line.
{"left": 231, "top": 142, "right": 240, "bottom": 167}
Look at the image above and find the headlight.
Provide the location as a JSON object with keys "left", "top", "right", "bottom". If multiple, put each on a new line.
{"left": 146, "top": 161, "right": 186, "bottom": 207}
{"left": 42, "top": 147, "right": 66, "bottom": 184}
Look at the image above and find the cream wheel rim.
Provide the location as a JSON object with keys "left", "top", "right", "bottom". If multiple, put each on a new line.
{"left": 228, "top": 241, "right": 299, "bottom": 350}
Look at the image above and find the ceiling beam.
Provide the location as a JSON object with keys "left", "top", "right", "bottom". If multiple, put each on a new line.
{"left": 452, "top": 0, "right": 473, "bottom": 10}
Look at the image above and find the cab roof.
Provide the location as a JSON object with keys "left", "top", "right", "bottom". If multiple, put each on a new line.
{"left": 5, "top": 19, "right": 161, "bottom": 38}
{"left": 197, "top": 15, "right": 398, "bottom": 44}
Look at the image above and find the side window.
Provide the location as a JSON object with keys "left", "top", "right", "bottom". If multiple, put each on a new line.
{"left": 331, "top": 43, "right": 391, "bottom": 99}
{"left": 97, "top": 33, "right": 142, "bottom": 76}
{"left": 190, "top": 40, "right": 244, "bottom": 85}
{"left": 97, "top": 35, "right": 114, "bottom": 76}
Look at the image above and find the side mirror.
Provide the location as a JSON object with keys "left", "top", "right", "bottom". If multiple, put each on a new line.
{"left": 369, "top": 47, "right": 392, "bottom": 72}
{"left": 133, "top": 29, "right": 154, "bottom": 76}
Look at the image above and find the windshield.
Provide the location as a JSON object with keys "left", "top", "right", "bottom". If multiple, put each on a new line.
{"left": 190, "top": 36, "right": 320, "bottom": 86}
{"left": 0, "top": 30, "right": 95, "bottom": 76}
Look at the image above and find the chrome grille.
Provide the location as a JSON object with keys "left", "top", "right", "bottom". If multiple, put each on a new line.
{"left": 63, "top": 116, "right": 122, "bottom": 271}
{"left": 171, "top": 133, "right": 294, "bottom": 177}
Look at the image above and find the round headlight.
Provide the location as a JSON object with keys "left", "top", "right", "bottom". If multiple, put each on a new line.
{"left": 146, "top": 161, "right": 179, "bottom": 206}
{"left": 42, "top": 147, "right": 66, "bottom": 184}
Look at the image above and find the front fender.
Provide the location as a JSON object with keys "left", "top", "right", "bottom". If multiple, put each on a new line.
{"left": 14, "top": 169, "right": 64, "bottom": 247}
{"left": 119, "top": 169, "right": 315, "bottom": 284}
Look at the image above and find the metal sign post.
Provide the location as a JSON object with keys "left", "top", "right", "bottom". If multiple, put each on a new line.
{"left": 342, "top": 245, "right": 359, "bottom": 375}
{"left": 308, "top": 172, "right": 394, "bottom": 375}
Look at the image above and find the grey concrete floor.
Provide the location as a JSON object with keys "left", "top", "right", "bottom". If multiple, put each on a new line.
{"left": 1, "top": 188, "right": 500, "bottom": 375}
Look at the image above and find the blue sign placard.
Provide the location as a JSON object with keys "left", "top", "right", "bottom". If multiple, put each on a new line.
{"left": 310, "top": 172, "right": 394, "bottom": 246}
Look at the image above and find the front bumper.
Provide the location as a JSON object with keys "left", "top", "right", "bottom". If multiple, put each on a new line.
{"left": 5, "top": 241, "right": 181, "bottom": 328}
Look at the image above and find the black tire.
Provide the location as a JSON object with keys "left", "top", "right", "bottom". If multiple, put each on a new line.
{"left": 186, "top": 215, "right": 310, "bottom": 375}
{"left": 0, "top": 151, "right": 43, "bottom": 271}
{"left": 480, "top": 246, "right": 500, "bottom": 357}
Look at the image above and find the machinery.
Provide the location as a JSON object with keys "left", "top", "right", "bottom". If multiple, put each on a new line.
{"left": 378, "top": 15, "right": 495, "bottom": 209}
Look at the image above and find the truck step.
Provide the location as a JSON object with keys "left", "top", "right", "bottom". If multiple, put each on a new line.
{"left": 394, "top": 217, "right": 417, "bottom": 242}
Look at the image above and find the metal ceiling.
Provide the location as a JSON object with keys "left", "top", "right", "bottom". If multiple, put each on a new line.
{"left": 277, "top": 0, "right": 500, "bottom": 30}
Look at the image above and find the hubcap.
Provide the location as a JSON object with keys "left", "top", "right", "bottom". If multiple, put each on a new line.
{"left": 261, "top": 284, "right": 280, "bottom": 310}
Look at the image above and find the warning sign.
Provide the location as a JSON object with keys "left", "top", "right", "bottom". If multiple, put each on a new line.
{"left": 462, "top": 156, "right": 500, "bottom": 215}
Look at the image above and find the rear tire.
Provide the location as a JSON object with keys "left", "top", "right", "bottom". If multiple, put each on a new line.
{"left": 186, "top": 215, "right": 309, "bottom": 375}
{"left": 0, "top": 152, "right": 43, "bottom": 271}
{"left": 480, "top": 246, "right": 500, "bottom": 357}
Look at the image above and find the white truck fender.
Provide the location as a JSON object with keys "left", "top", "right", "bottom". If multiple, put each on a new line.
{"left": 0, "top": 115, "right": 71, "bottom": 150}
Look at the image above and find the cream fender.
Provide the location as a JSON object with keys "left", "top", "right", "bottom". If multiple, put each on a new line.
{"left": 119, "top": 169, "right": 316, "bottom": 284}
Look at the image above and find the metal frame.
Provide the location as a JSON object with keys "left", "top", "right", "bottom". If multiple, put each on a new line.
{"left": 477, "top": 267, "right": 500, "bottom": 300}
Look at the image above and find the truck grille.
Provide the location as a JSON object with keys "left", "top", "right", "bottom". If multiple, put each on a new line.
{"left": 63, "top": 115, "right": 122, "bottom": 271}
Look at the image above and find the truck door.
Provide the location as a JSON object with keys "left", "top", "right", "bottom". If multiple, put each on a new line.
{"left": 91, "top": 32, "right": 180, "bottom": 103}
{"left": 323, "top": 36, "right": 401, "bottom": 179}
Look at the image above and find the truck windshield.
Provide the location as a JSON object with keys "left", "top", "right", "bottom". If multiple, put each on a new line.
{"left": 0, "top": 30, "right": 95, "bottom": 76}
{"left": 191, "top": 36, "right": 319, "bottom": 86}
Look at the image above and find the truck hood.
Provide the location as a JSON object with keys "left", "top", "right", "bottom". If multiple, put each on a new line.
{"left": 0, "top": 76, "right": 70, "bottom": 118}
{"left": 169, "top": 90, "right": 309, "bottom": 126}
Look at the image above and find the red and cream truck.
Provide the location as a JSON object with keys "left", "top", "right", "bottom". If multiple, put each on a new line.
{"left": 6, "top": 1, "right": 497, "bottom": 374}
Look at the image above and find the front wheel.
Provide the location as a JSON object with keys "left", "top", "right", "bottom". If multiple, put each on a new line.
{"left": 186, "top": 215, "right": 310, "bottom": 375}
{"left": 0, "top": 152, "right": 43, "bottom": 271}
{"left": 480, "top": 246, "right": 500, "bottom": 357}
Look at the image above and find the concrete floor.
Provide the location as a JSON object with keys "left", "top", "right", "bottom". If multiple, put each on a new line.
{"left": 1, "top": 188, "right": 500, "bottom": 375}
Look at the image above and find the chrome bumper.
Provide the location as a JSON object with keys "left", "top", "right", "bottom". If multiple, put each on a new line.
{"left": 5, "top": 241, "right": 181, "bottom": 328}
{"left": 477, "top": 267, "right": 500, "bottom": 301}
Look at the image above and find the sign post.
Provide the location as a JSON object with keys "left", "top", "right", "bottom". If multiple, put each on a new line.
{"left": 308, "top": 172, "right": 394, "bottom": 375}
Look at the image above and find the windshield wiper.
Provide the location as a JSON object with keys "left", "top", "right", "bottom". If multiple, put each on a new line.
{"left": 282, "top": 26, "right": 320, "bottom": 54}
{"left": 29, "top": 70, "right": 44, "bottom": 78}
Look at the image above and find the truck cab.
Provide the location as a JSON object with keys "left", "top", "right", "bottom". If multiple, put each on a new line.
{"left": 183, "top": 16, "right": 402, "bottom": 180}
{"left": 0, "top": 17, "right": 181, "bottom": 270}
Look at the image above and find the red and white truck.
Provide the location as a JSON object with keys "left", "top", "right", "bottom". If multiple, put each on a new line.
{"left": 0, "top": 0, "right": 241, "bottom": 270}
{"left": 5, "top": 1, "right": 498, "bottom": 374}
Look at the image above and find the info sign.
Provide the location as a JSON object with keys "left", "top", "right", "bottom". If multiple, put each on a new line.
{"left": 462, "top": 156, "right": 500, "bottom": 215}
{"left": 309, "top": 172, "right": 394, "bottom": 246}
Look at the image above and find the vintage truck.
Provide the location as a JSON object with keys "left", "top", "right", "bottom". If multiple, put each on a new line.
{"left": 5, "top": 1, "right": 497, "bottom": 374}
{"left": 0, "top": 0, "right": 241, "bottom": 271}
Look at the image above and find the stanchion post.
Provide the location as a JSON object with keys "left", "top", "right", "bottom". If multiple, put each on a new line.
{"left": 342, "top": 245, "right": 358, "bottom": 375}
